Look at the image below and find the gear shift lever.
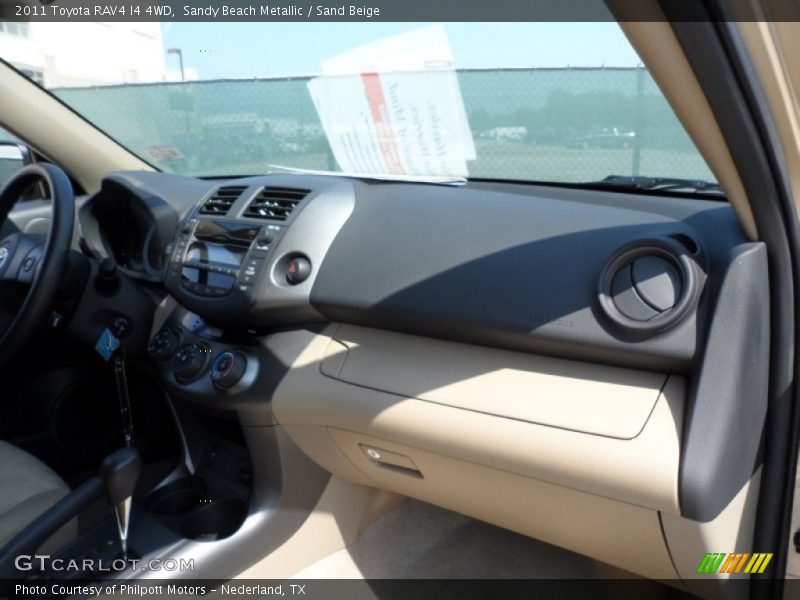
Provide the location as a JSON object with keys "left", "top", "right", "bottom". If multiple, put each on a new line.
{"left": 101, "top": 447, "right": 142, "bottom": 558}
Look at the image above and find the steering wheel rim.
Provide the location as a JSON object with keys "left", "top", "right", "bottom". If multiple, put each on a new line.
{"left": 0, "top": 163, "right": 74, "bottom": 366}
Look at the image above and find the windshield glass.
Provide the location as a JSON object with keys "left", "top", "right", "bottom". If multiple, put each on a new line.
{"left": 0, "top": 22, "right": 716, "bottom": 185}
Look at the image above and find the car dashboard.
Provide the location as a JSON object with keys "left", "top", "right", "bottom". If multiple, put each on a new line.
{"left": 75, "top": 169, "right": 767, "bottom": 587}
{"left": 81, "top": 170, "right": 746, "bottom": 371}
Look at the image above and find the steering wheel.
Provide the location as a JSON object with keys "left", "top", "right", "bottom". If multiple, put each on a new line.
{"left": 0, "top": 163, "right": 74, "bottom": 366}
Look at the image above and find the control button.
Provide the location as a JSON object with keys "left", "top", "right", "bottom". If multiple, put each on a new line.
{"left": 171, "top": 342, "right": 212, "bottom": 383}
{"left": 286, "top": 257, "right": 311, "bottom": 285}
{"left": 95, "top": 257, "right": 120, "bottom": 295}
{"left": 257, "top": 228, "right": 275, "bottom": 245}
{"left": 240, "top": 258, "right": 263, "bottom": 285}
{"left": 236, "top": 283, "right": 253, "bottom": 293}
{"left": 210, "top": 350, "right": 248, "bottom": 390}
{"left": 148, "top": 328, "right": 180, "bottom": 361}
{"left": 256, "top": 225, "right": 282, "bottom": 248}
{"left": 21, "top": 256, "right": 36, "bottom": 272}
{"left": 48, "top": 310, "right": 64, "bottom": 329}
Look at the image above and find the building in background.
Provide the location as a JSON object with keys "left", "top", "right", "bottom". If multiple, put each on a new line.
{"left": 0, "top": 22, "right": 167, "bottom": 87}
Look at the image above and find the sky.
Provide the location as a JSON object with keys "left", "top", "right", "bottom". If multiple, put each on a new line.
{"left": 161, "top": 22, "right": 642, "bottom": 80}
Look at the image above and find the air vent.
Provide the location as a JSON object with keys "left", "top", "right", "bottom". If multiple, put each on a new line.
{"left": 243, "top": 187, "right": 310, "bottom": 221}
{"left": 199, "top": 186, "right": 247, "bottom": 215}
{"left": 598, "top": 236, "right": 703, "bottom": 335}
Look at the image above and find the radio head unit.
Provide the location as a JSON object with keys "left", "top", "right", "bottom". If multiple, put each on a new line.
{"left": 168, "top": 218, "right": 282, "bottom": 298}
{"left": 161, "top": 176, "right": 355, "bottom": 327}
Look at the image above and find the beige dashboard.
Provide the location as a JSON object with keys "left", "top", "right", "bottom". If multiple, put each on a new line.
{"left": 271, "top": 324, "right": 759, "bottom": 591}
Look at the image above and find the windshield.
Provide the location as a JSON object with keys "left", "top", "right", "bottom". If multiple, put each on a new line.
{"left": 0, "top": 22, "right": 716, "bottom": 185}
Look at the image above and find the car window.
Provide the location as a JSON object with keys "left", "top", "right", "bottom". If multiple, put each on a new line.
{"left": 0, "top": 22, "right": 716, "bottom": 188}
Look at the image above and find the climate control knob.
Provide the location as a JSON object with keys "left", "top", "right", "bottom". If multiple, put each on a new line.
{"left": 210, "top": 350, "right": 248, "bottom": 390}
{"left": 148, "top": 328, "right": 180, "bottom": 361}
{"left": 171, "top": 342, "right": 212, "bottom": 383}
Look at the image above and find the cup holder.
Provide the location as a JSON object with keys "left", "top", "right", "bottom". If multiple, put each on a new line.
{"left": 143, "top": 476, "right": 248, "bottom": 541}
{"left": 179, "top": 497, "right": 248, "bottom": 541}
{"left": 144, "top": 476, "right": 207, "bottom": 517}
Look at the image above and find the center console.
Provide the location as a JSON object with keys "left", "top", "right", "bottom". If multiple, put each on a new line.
{"left": 147, "top": 306, "right": 279, "bottom": 422}
{"left": 52, "top": 176, "right": 356, "bottom": 584}
{"left": 149, "top": 175, "right": 357, "bottom": 416}
{"left": 163, "top": 175, "right": 355, "bottom": 328}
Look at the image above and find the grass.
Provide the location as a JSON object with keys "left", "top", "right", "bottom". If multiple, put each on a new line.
{"left": 468, "top": 140, "right": 715, "bottom": 183}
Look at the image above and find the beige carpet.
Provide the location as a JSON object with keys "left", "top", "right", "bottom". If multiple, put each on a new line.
{"left": 291, "top": 498, "right": 679, "bottom": 593}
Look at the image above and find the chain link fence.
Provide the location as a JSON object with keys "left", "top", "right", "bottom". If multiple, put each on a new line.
{"left": 41, "top": 67, "right": 714, "bottom": 183}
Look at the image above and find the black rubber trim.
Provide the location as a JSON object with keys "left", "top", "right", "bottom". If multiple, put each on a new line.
{"left": 598, "top": 237, "right": 702, "bottom": 335}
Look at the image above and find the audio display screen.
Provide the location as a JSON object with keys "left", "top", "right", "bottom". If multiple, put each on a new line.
{"left": 194, "top": 220, "right": 260, "bottom": 244}
{"left": 181, "top": 267, "right": 236, "bottom": 291}
{"left": 185, "top": 242, "right": 245, "bottom": 268}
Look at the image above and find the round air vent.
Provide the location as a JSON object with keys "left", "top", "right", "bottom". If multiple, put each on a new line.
{"left": 598, "top": 237, "right": 702, "bottom": 334}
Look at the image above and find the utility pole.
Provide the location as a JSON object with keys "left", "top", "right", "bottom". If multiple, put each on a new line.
{"left": 632, "top": 65, "right": 645, "bottom": 177}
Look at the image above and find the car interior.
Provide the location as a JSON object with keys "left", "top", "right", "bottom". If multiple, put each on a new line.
{"left": 1, "top": 4, "right": 800, "bottom": 600}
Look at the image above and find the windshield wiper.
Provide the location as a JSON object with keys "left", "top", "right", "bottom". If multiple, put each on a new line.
{"left": 588, "top": 175, "right": 724, "bottom": 195}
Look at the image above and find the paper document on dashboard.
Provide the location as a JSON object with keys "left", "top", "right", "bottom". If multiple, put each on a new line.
{"left": 268, "top": 164, "right": 467, "bottom": 186}
{"left": 307, "top": 26, "right": 475, "bottom": 177}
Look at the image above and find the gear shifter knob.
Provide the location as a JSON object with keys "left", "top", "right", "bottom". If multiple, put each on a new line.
{"left": 101, "top": 447, "right": 141, "bottom": 558}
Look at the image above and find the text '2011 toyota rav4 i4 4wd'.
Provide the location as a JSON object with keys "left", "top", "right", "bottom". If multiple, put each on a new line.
{"left": 1, "top": 1, "right": 800, "bottom": 599}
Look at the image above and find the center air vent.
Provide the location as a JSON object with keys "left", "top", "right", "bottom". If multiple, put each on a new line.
{"left": 199, "top": 186, "right": 247, "bottom": 215}
{"left": 598, "top": 236, "right": 703, "bottom": 335}
{"left": 243, "top": 187, "right": 310, "bottom": 221}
